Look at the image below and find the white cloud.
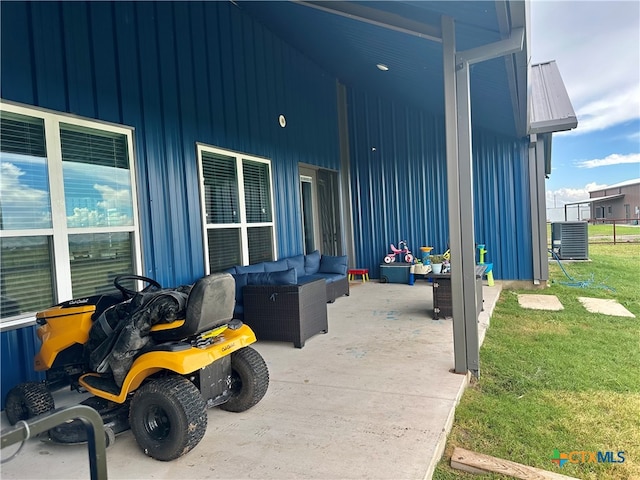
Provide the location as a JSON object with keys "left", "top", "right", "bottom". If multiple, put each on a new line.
{"left": 627, "top": 131, "right": 640, "bottom": 142}
{"left": 66, "top": 184, "right": 133, "bottom": 227}
{"left": 546, "top": 181, "right": 607, "bottom": 206}
{"left": 531, "top": 1, "right": 640, "bottom": 135}
{"left": 66, "top": 207, "right": 101, "bottom": 227}
{"left": 572, "top": 88, "right": 640, "bottom": 135}
{"left": 0, "top": 161, "right": 52, "bottom": 229}
{"left": 94, "top": 184, "right": 132, "bottom": 210}
{"left": 575, "top": 153, "right": 640, "bottom": 169}
{"left": 0, "top": 162, "right": 48, "bottom": 203}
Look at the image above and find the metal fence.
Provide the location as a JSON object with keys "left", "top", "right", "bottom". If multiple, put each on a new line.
{"left": 587, "top": 218, "right": 640, "bottom": 244}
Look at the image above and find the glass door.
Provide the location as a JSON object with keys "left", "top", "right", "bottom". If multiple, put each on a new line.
{"left": 300, "top": 175, "right": 316, "bottom": 254}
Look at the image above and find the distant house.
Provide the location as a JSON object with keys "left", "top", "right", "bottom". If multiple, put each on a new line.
{"left": 589, "top": 179, "right": 640, "bottom": 223}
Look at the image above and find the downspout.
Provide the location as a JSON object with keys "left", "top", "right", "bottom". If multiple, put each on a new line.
{"left": 528, "top": 133, "right": 549, "bottom": 284}
{"left": 529, "top": 134, "right": 541, "bottom": 284}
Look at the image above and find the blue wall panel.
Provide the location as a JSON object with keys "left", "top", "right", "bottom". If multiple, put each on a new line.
{"left": 1, "top": 0, "right": 340, "bottom": 397}
{"left": 1, "top": 0, "right": 340, "bottom": 286}
{"left": 348, "top": 90, "right": 532, "bottom": 280}
{"left": 0, "top": 326, "right": 44, "bottom": 409}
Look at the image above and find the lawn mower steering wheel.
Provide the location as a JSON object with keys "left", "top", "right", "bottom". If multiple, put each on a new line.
{"left": 114, "top": 274, "right": 162, "bottom": 299}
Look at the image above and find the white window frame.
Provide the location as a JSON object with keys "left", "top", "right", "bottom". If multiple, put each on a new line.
{"left": 196, "top": 143, "right": 277, "bottom": 273}
{"left": 0, "top": 100, "right": 143, "bottom": 329}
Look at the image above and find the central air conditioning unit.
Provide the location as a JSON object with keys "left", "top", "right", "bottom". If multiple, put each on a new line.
{"left": 551, "top": 221, "right": 589, "bottom": 260}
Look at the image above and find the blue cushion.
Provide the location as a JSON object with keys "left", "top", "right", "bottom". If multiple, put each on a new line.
{"left": 298, "top": 275, "right": 322, "bottom": 285}
{"left": 225, "top": 266, "right": 237, "bottom": 274}
{"left": 309, "top": 272, "right": 344, "bottom": 283}
{"left": 264, "top": 259, "right": 289, "bottom": 272}
{"left": 287, "top": 254, "right": 306, "bottom": 277}
{"left": 235, "top": 263, "right": 265, "bottom": 274}
{"left": 304, "top": 250, "right": 321, "bottom": 274}
{"left": 246, "top": 268, "right": 297, "bottom": 286}
{"left": 231, "top": 273, "right": 248, "bottom": 304}
{"left": 319, "top": 255, "right": 348, "bottom": 275}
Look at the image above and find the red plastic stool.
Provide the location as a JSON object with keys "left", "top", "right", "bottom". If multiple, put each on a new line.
{"left": 348, "top": 268, "right": 369, "bottom": 283}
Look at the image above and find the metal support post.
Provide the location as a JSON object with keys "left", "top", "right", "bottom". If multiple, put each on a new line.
{"left": 442, "top": 16, "right": 478, "bottom": 375}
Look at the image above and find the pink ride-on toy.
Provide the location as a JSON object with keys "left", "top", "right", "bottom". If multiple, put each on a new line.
{"left": 383, "top": 240, "right": 414, "bottom": 264}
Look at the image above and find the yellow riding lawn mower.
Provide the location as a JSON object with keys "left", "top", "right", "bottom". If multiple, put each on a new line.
{"left": 4, "top": 273, "right": 269, "bottom": 461}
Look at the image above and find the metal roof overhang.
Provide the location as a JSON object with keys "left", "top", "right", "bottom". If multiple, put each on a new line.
{"left": 529, "top": 61, "right": 578, "bottom": 134}
{"left": 564, "top": 194, "right": 625, "bottom": 207}
{"left": 237, "top": 1, "right": 529, "bottom": 377}
{"left": 238, "top": 1, "right": 529, "bottom": 137}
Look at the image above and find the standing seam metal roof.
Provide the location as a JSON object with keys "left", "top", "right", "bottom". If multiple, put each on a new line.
{"left": 529, "top": 60, "right": 577, "bottom": 134}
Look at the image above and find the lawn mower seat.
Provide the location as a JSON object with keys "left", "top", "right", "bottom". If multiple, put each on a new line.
{"left": 152, "top": 273, "right": 236, "bottom": 341}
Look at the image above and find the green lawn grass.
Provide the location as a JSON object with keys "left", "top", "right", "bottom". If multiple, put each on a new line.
{"left": 433, "top": 243, "right": 640, "bottom": 480}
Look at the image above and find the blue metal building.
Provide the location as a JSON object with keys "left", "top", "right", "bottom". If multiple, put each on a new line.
{"left": 0, "top": 1, "right": 575, "bottom": 400}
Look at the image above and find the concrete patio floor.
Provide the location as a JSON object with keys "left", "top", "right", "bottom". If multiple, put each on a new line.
{"left": 1, "top": 279, "right": 501, "bottom": 480}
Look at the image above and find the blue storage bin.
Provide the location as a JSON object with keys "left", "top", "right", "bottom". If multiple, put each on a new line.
{"left": 379, "top": 264, "right": 411, "bottom": 284}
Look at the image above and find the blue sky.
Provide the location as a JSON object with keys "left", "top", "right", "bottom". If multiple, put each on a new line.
{"left": 530, "top": 0, "right": 640, "bottom": 208}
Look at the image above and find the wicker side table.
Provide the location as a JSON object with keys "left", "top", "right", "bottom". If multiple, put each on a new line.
{"left": 243, "top": 279, "right": 328, "bottom": 348}
{"left": 428, "top": 265, "right": 486, "bottom": 320}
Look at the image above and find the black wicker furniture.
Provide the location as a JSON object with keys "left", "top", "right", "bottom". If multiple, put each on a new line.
{"left": 227, "top": 251, "right": 349, "bottom": 320}
{"left": 427, "top": 265, "right": 486, "bottom": 320}
{"left": 243, "top": 278, "right": 328, "bottom": 348}
{"left": 226, "top": 251, "right": 348, "bottom": 348}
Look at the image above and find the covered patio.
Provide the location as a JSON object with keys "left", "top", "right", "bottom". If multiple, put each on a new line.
{"left": 1, "top": 281, "right": 501, "bottom": 479}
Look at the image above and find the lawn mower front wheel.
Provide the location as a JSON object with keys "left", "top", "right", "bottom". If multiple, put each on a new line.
{"left": 4, "top": 382, "right": 55, "bottom": 425}
{"left": 129, "top": 376, "right": 207, "bottom": 461}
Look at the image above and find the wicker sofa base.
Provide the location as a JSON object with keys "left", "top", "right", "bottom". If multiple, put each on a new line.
{"left": 243, "top": 278, "right": 328, "bottom": 348}
{"left": 327, "top": 276, "right": 349, "bottom": 302}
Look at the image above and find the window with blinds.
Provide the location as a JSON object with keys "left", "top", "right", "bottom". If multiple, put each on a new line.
{"left": 61, "top": 123, "right": 134, "bottom": 228}
{"left": 0, "top": 103, "right": 140, "bottom": 324}
{"left": 0, "top": 111, "right": 52, "bottom": 230}
{"left": 248, "top": 226, "right": 274, "bottom": 264}
{"left": 243, "top": 160, "right": 272, "bottom": 223}
{"left": 198, "top": 145, "right": 275, "bottom": 273}
{"left": 69, "top": 233, "right": 134, "bottom": 296}
{"left": 0, "top": 236, "right": 54, "bottom": 318}
{"left": 201, "top": 151, "right": 239, "bottom": 224}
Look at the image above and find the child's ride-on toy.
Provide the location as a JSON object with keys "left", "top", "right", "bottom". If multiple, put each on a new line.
{"left": 4, "top": 273, "right": 269, "bottom": 461}
{"left": 383, "top": 240, "right": 414, "bottom": 264}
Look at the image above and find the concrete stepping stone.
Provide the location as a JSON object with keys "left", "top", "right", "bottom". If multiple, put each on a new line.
{"left": 517, "top": 294, "right": 564, "bottom": 311}
{"left": 578, "top": 297, "right": 635, "bottom": 318}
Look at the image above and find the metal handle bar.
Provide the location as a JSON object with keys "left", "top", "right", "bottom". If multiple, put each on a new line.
{"left": 1, "top": 405, "right": 108, "bottom": 480}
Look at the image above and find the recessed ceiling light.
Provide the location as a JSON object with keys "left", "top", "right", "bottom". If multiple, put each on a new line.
{"left": 376, "top": 63, "right": 389, "bottom": 71}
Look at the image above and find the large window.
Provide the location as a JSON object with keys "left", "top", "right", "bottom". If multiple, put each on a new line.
{"left": 0, "top": 102, "right": 142, "bottom": 326}
{"left": 197, "top": 145, "right": 275, "bottom": 272}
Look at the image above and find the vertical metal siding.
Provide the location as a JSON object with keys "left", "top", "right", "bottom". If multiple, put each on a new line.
{"left": 473, "top": 131, "right": 532, "bottom": 279}
{"left": 2, "top": 0, "right": 340, "bottom": 284}
{"left": 0, "top": 2, "right": 35, "bottom": 106}
{"left": 0, "top": 326, "right": 44, "bottom": 409}
{"left": 348, "top": 89, "right": 532, "bottom": 280}
{"left": 1, "top": 0, "right": 340, "bottom": 396}
{"left": 349, "top": 90, "right": 449, "bottom": 280}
